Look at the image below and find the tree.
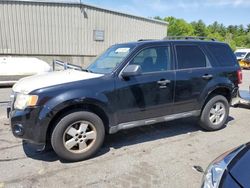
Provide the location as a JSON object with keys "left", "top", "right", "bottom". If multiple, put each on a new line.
{"left": 154, "top": 16, "right": 162, "bottom": 21}
{"left": 234, "top": 35, "right": 247, "bottom": 47}
{"left": 246, "top": 32, "right": 250, "bottom": 48}
{"left": 218, "top": 24, "right": 227, "bottom": 36}
{"left": 247, "top": 24, "right": 250, "bottom": 33}
{"left": 225, "top": 33, "right": 236, "bottom": 50}
{"left": 237, "top": 25, "right": 245, "bottom": 36}
{"left": 165, "top": 17, "right": 194, "bottom": 36}
{"left": 208, "top": 21, "right": 220, "bottom": 33}
{"left": 208, "top": 22, "right": 227, "bottom": 37}
{"left": 191, "top": 20, "right": 207, "bottom": 36}
{"left": 227, "top": 25, "right": 238, "bottom": 35}
{"left": 154, "top": 16, "right": 249, "bottom": 50}
{"left": 207, "top": 32, "right": 224, "bottom": 41}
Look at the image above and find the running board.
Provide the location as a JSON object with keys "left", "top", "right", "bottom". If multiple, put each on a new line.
{"left": 109, "top": 110, "right": 200, "bottom": 134}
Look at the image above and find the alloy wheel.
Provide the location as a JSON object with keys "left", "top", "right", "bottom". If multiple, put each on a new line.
{"left": 63, "top": 121, "right": 97, "bottom": 153}
{"left": 209, "top": 102, "right": 226, "bottom": 125}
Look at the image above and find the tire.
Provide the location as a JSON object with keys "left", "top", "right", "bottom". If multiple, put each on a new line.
{"left": 199, "top": 95, "right": 229, "bottom": 131}
{"left": 51, "top": 111, "right": 105, "bottom": 161}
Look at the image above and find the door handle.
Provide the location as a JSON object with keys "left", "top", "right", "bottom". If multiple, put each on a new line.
{"left": 157, "top": 80, "right": 171, "bottom": 85}
{"left": 202, "top": 74, "right": 213, "bottom": 80}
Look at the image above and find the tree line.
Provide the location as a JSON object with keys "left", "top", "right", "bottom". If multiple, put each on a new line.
{"left": 155, "top": 16, "right": 250, "bottom": 50}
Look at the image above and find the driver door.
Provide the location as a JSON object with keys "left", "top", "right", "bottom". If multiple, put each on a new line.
{"left": 114, "top": 45, "right": 175, "bottom": 124}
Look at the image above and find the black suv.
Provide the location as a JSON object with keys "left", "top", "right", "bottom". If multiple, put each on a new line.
{"left": 9, "top": 38, "right": 242, "bottom": 161}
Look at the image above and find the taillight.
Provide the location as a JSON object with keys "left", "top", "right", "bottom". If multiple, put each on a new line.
{"left": 237, "top": 69, "right": 242, "bottom": 84}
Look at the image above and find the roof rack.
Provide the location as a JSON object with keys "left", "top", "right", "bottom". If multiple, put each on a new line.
{"left": 164, "top": 36, "right": 216, "bottom": 41}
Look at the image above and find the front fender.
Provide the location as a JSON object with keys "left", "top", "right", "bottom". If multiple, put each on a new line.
{"left": 40, "top": 88, "right": 112, "bottom": 119}
{"left": 32, "top": 88, "right": 114, "bottom": 143}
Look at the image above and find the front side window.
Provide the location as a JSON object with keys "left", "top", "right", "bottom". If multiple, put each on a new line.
{"left": 130, "top": 46, "right": 171, "bottom": 73}
{"left": 88, "top": 44, "right": 136, "bottom": 74}
{"left": 176, "top": 45, "right": 207, "bottom": 69}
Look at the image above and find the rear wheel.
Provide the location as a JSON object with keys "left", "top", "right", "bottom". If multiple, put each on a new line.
{"left": 51, "top": 111, "right": 105, "bottom": 161}
{"left": 199, "top": 95, "right": 229, "bottom": 131}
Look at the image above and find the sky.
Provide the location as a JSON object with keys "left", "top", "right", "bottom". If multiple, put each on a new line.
{"left": 82, "top": 0, "right": 250, "bottom": 27}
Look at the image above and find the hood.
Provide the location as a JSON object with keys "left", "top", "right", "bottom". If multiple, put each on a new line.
{"left": 229, "top": 144, "right": 250, "bottom": 188}
{"left": 12, "top": 69, "right": 103, "bottom": 94}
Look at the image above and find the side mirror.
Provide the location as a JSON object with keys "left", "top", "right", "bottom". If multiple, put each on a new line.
{"left": 121, "top": 64, "right": 141, "bottom": 77}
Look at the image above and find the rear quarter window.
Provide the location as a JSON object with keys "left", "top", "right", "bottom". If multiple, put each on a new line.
{"left": 206, "top": 44, "right": 237, "bottom": 67}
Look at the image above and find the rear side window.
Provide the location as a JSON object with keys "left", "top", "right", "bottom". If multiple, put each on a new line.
{"left": 206, "top": 44, "right": 236, "bottom": 67}
{"left": 176, "top": 45, "right": 207, "bottom": 69}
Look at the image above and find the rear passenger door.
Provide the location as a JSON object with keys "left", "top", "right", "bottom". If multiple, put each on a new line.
{"left": 173, "top": 43, "right": 215, "bottom": 114}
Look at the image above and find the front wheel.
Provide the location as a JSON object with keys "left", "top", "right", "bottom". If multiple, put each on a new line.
{"left": 51, "top": 111, "right": 105, "bottom": 161}
{"left": 199, "top": 95, "right": 229, "bottom": 131}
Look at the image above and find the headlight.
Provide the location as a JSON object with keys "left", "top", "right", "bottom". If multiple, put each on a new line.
{"left": 202, "top": 146, "right": 244, "bottom": 188}
{"left": 202, "top": 159, "right": 227, "bottom": 188}
{"left": 14, "top": 93, "right": 38, "bottom": 110}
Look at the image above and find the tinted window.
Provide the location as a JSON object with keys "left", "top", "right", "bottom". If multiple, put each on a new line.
{"left": 130, "top": 46, "right": 171, "bottom": 73}
{"left": 207, "top": 44, "right": 236, "bottom": 67}
{"left": 176, "top": 45, "right": 206, "bottom": 69}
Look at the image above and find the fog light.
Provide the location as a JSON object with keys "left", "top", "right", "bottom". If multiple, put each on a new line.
{"left": 13, "top": 124, "right": 24, "bottom": 136}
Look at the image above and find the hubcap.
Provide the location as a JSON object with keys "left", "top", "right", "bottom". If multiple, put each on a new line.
{"left": 63, "top": 121, "right": 97, "bottom": 153}
{"left": 209, "top": 102, "right": 226, "bottom": 125}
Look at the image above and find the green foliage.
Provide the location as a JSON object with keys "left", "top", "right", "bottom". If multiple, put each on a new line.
{"left": 247, "top": 24, "right": 250, "bottom": 33}
{"left": 207, "top": 32, "right": 224, "bottom": 41}
{"left": 156, "top": 16, "right": 250, "bottom": 50}
{"left": 225, "top": 33, "right": 236, "bottom": 50}
{"left": 191, "top": 20, "right": 207, "bottom": 36}
{"left": 165, "top": 17, "right": 194, "bottom": 36}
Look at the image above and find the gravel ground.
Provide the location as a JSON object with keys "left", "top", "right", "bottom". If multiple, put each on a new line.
{"left": 0, "top": 70, "right": 249, "bottom": 188}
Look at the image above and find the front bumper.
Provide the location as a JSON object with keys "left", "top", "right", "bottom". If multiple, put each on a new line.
{"left": 9, "top": 107, "right": 48, "bottom": 145}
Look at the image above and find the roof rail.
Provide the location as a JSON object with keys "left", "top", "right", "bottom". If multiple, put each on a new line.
{"left": 137, "top": 39, "right": 155, "bottom": 42}
{"left": 164, "top": 36, "right": 216, "bottom": 41}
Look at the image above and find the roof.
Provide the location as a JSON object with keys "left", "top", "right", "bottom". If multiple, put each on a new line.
{"left": 235, "top": 49, "right": 250, "bottom": 52}
{"left": 3, "top": 0, "right": 168, "bottom": 26}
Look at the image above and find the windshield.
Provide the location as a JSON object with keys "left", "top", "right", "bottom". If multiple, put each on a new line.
{"left": 235, "top": 52, "right": 246, "bottom": 58}
{"left": 87, "top": 44, "right": 136, "bottom": 74}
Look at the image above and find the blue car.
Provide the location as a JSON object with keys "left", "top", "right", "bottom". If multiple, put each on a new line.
{"left": 202, "top": 142, "right": 250, "bottom": 188}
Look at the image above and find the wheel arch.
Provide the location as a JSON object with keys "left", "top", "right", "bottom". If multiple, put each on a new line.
{"left": 46, "top": 102, "right": 110, "bottom": 143}
{"left": 201, "top": 86, "right": 232, "bottom": 113}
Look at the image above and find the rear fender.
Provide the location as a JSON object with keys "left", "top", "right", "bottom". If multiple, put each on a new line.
{"left": 198, "top": 77, "right": 234, "bottom": 110}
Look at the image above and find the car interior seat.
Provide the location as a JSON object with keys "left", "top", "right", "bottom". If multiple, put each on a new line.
{"left": 141, "top": 57, "right": 154, "bottom": 72}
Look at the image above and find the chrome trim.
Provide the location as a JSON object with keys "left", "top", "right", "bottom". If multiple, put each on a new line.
{"left": 109, "top": 110, "right": 200, "bottom": 134}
